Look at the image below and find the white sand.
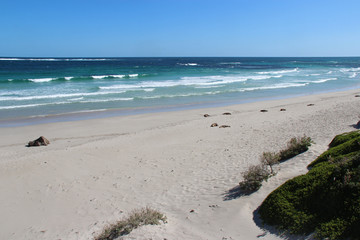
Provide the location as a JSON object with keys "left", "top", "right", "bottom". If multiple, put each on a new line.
{"left": 1, "top": 89, "right": 360, "bottom": 240}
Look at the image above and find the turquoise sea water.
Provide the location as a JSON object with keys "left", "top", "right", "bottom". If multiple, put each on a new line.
{"left": 0, "top": 57, "right": 360, "bottom": 126}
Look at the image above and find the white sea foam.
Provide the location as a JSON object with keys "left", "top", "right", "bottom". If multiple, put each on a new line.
{"left": 350, "top": 73, "right": 358, "bottom": 78}
{"left": 0, "top": 101, "right": 69, "bottom": 110}
{"left": 143, "top": 88, "right": 155, "bottom": 92}
{"left": 92, "top": 75, "right": 108, "bottom": 79}
{"left": 0, "top": 91, "right": 126, "bottom": 101}
{"left": 240, "top": 82, "right": 308, "bottom": 92}
{"left": 0, "top": 103, "right": 49, "bottom": 110}
{"left": 99, "top": 85, "right": 137, "bottom": 90}
{"left": 218, "top": 62, "right": 242, "bottom": 65}
{"left": 140, "top": 91, "right": 219, "bottom": 100}
{"left": 66, "top": 58, "right": 108, "bottom": 61}
{"left": 257, "top": 68, "right": 298, "bottom": 75}
{"left": 0, "top": 58, "right": 55, "bottom": 61}
{"left": 99, "top": 74, "right": 280, "bottom": 90}
{"left": 111, "top": 75, "right": 126, "bottom": 78}
{"left": 79, "top": 97, "right": 134, "bottom": 103}
{"left": 0, "top": 58, "right": 25, "bottom": 61}
{"left": 28, "top": 78, "right": 56, "bottom": 83}
{"left": 340, "top": 67, "right": 360, "bottom": 73}
{"left": 195, "top": 85, "right": 225, "bottom": 89}
{"left": 65, "top": 77, "right": 74, "bottom": 80}
{"left": 92, "top": 74, "right": 136, "bottom": 79}
{"left": 178, "top": 63, "right": 198, "bottom": 66}
{"left": 312, "top": 78, "right": 337, "bottom": 83}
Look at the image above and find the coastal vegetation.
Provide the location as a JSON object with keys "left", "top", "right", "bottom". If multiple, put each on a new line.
{"left": 95, "top": 207, "right": 166, "bottom": 240}
{"left": 259, "top": 131, "right": 360, "bottom": 239}
{"left": 278, "top": 136, "right": 313, "bottom": 162}
{"left": 239, "top": 136, "right": 312, "bottom": 193}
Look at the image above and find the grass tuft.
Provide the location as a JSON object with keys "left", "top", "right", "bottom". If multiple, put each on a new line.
{"left": 94, "top": 207, "right": 167, "bottom": 240}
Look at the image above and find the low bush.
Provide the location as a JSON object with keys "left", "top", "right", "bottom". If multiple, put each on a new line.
{"left": 95, "top": 207, "right": 167, "bottom": 240}
{"left": 260, "top": 152, "right": 280, "bottom": 175}
{"left": 239, "top": 136, "right": 312, "bottom": 193}
{"left": 259, "top": 131, "right": 360, "bottom": 239}
{"left": 279, "top": 136, "right": 313, "bottom": 162}
{"left": 239, "top": 165, "right": 270, "bottom": 192}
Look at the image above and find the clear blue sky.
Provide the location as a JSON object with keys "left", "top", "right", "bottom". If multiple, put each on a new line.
{"left": 1, "top": 0, "right": 360, "bottom": 57}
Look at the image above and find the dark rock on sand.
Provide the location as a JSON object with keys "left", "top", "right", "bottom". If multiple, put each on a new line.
{"left": 355, "top": 120, "right": 360, "bottom": 129}
{"left": 355, "top": 95, "right": 360, "bottom": 97}
{"left": 222, "top": 112, "right": 231, "bottom": 115}
{"left": 27, "top": 136, "right": 50, "bottom": 147}
{"left": 204, "top": 114, "right": 210, "bottom": 117}
{"left": 307, "top": 104, "right": 315, "bottom": 106}
{"left": 260, "top": 110, "right": 268, "bottom": 112}
{"left": 210, "top": 123, "right": 218, "bottom": 127}
{"left": 280, "top": 108, "right": 286, "bottom": 111}
{"left": 219, "top": 125, "right": 230, "bottom": 128}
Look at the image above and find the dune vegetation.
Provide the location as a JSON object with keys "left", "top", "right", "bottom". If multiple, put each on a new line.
{"left": 95, "top": 207, "right": 166, "bottom": 240}
{"left": 259, "top": 131, "right": 360, "bottom": 239}
{"left": 239, "top": 136, "right": 312, "bottom": 193}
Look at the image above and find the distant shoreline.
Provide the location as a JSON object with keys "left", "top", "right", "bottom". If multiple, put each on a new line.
{"left": 1, "top": 86, "right": 359, "bottom": 128}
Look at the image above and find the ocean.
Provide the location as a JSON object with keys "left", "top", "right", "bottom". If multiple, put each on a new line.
{"left": 1, "top": 57, "right": 360, "bottom": 126}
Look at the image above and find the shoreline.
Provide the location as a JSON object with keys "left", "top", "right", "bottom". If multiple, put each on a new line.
{"left": 1, "top": 86, "right": 359, "bottom": 128}
{"left": 1, "top": 88, "right": 360, "bottom": 239}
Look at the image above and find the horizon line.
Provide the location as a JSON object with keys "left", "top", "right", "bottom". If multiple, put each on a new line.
{"left": 1, "top": 56, "right": 360, "bottom": 58}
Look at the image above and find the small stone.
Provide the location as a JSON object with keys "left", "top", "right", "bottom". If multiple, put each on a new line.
{"left": 307, "top": 104, "right": 315, "bottom": 106}
{"left": 190, "top": 209, "right": 195, "bottom": 213}
{"left": 260, "top": 109, "right": 268, "bottom": 112}
{"left": 210, "top": 123, "right": 218, "bottom": 127}
{"left": 203, "top": 114, "right": 210, "bottom": 117}
{"left": 280, "top": 108, "right": 286, "bottom": 111}
{"left": 222, "top": 112, "right": 231, "bottom": 115}
{"left": 355, "top": 95, "right": 360, "bottom": 97}
{"left": 219, "top": 125, "right": 230, "bottom": 128}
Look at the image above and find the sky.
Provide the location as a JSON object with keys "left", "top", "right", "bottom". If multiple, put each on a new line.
{"left": 1, "top": 0, "right": 360, "bottom": 57}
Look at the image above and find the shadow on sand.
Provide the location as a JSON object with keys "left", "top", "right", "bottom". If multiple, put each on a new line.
{"left": 252, "top": 206, "right": 315, "bottom": 240}
{"left": 222, "top": 185, "right": 253, "bottom": 201}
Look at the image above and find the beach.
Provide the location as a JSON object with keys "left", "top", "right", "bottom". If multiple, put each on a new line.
{"left": 1, "top": 89, "right": 360, "bottom": 240}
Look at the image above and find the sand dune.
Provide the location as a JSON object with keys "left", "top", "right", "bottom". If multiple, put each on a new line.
{"left": 1, "top": 89, "right": 360, "bottom": 240}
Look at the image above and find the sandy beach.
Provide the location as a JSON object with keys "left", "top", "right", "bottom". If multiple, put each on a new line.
{"left": 1, "top": 89, "right": 360, "bottom": 240}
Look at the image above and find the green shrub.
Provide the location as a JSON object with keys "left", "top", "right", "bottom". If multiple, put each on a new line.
{"left": 239, "top": 165, "right": 270, "bottom": 192}
{"left": 95, "top": 207, "right": 167, "bottom": 240}
{"left": 328, "top": 130, "right": 360, "bottom": 148}
{"left": 308, "top": 135, "right": 360, "bottom": 168}
{"left": 279, "top": 136, "right": 313, "bottom": 162}
{"left": 315, "top": 219, "right": 348, "bottom": 240}
{"left": 259, "top": 131, "right": 360, "bottom": 240}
